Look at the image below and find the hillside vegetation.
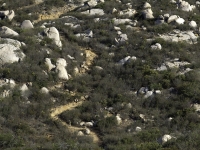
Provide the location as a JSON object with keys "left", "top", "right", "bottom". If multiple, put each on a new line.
{"left": 0, "top": 0, "right": 200, "bottom": 149}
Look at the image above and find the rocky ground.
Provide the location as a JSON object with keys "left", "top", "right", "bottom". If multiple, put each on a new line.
{"left": 0, "top": 0, "right": 200, "bottom": 149}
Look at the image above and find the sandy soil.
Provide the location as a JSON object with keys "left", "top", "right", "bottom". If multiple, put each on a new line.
{"left": 50, "top": 101, "right": 100, "bottom": 143}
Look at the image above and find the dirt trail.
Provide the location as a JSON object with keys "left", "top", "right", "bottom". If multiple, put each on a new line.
{"left": 50, "top": 101, "right": 100, "bottom": 143}
{"left": 36, "top": 5, "right": 76, "bottom": 23}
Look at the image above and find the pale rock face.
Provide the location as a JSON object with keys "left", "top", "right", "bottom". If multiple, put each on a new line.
{"left": 0, "top": 26, "right": 19, "bottom": 36}
{"left": 21, "top": 20, "right": 34, "bottom": 29}
{"left": 189, "top": 20, "right": 197, "bottom": 28}
{"left": 43, "top": 27, "right": 62, "bottom": 47}
{"left": 162, "top": 134, "right": 172, "bottom": 143}
{"left": 55, "top": 58, "right": 69, "bottom": 80}
{"left": 45, "top": 58, "right": 55, "bottom": 71}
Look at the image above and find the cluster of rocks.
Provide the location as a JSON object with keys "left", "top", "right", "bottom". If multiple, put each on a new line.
{"left": 137, "top": 87, "right": 162, "bottom": 99}
{"left": 0, "top": 10, "right": 15, "bottom": 21}
{"left": 117, "top": 56, "right": 137, "bottom": 65}
{"left": 158, "top": 30, "right": 198, "bottom": 44}
{"left": 45, "top": 58, "right": 69, "bottom": 80}
{"left": 156, "top": 58, "right": 191, "bottom": 72}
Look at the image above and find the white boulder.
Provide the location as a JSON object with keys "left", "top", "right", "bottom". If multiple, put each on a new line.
{"left": 45, "top": 58, "right": 55, "bottom": 71}
{"left": 175, "top": 17, "right": 185, "bottom": 24}
{"left": 40, "top": 87, "right": 49, "bottom": 94}
{"left": 189, "top": 20, "right": 197, "bottom": 28}
{"left": 43, "top": 27, "right": 62, "bottom": 48}
{"left": 21, "top": 20, "right": 34, "bottom": 29}
{"left": 0, "top": 26, "right": 19, "bottom": 36}
{"left": 161, "top": 134, "right": 172, "bottom": 143}
{"left": 55, "top": 58, "right": 69, "bottom": 80}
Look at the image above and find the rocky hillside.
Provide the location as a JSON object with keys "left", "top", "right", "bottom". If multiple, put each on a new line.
{"left": 1, "top": 0, "right": 200, "bottom": 149}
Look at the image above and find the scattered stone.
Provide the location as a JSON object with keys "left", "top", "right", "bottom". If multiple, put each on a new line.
{"left": 21, "top": 20, "right": 34, "bottom": 29}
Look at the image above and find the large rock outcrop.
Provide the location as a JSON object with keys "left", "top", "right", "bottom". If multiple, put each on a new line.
{"left": 0, "top": 38, "right": 25, "bottom": 65}
{"left": 0, "top": 26, "right": 19, "bottom": 36}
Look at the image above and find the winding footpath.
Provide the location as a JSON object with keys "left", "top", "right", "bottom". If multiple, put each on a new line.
{"left": 50, "top": 100, "right": 100, "bottom": 144}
